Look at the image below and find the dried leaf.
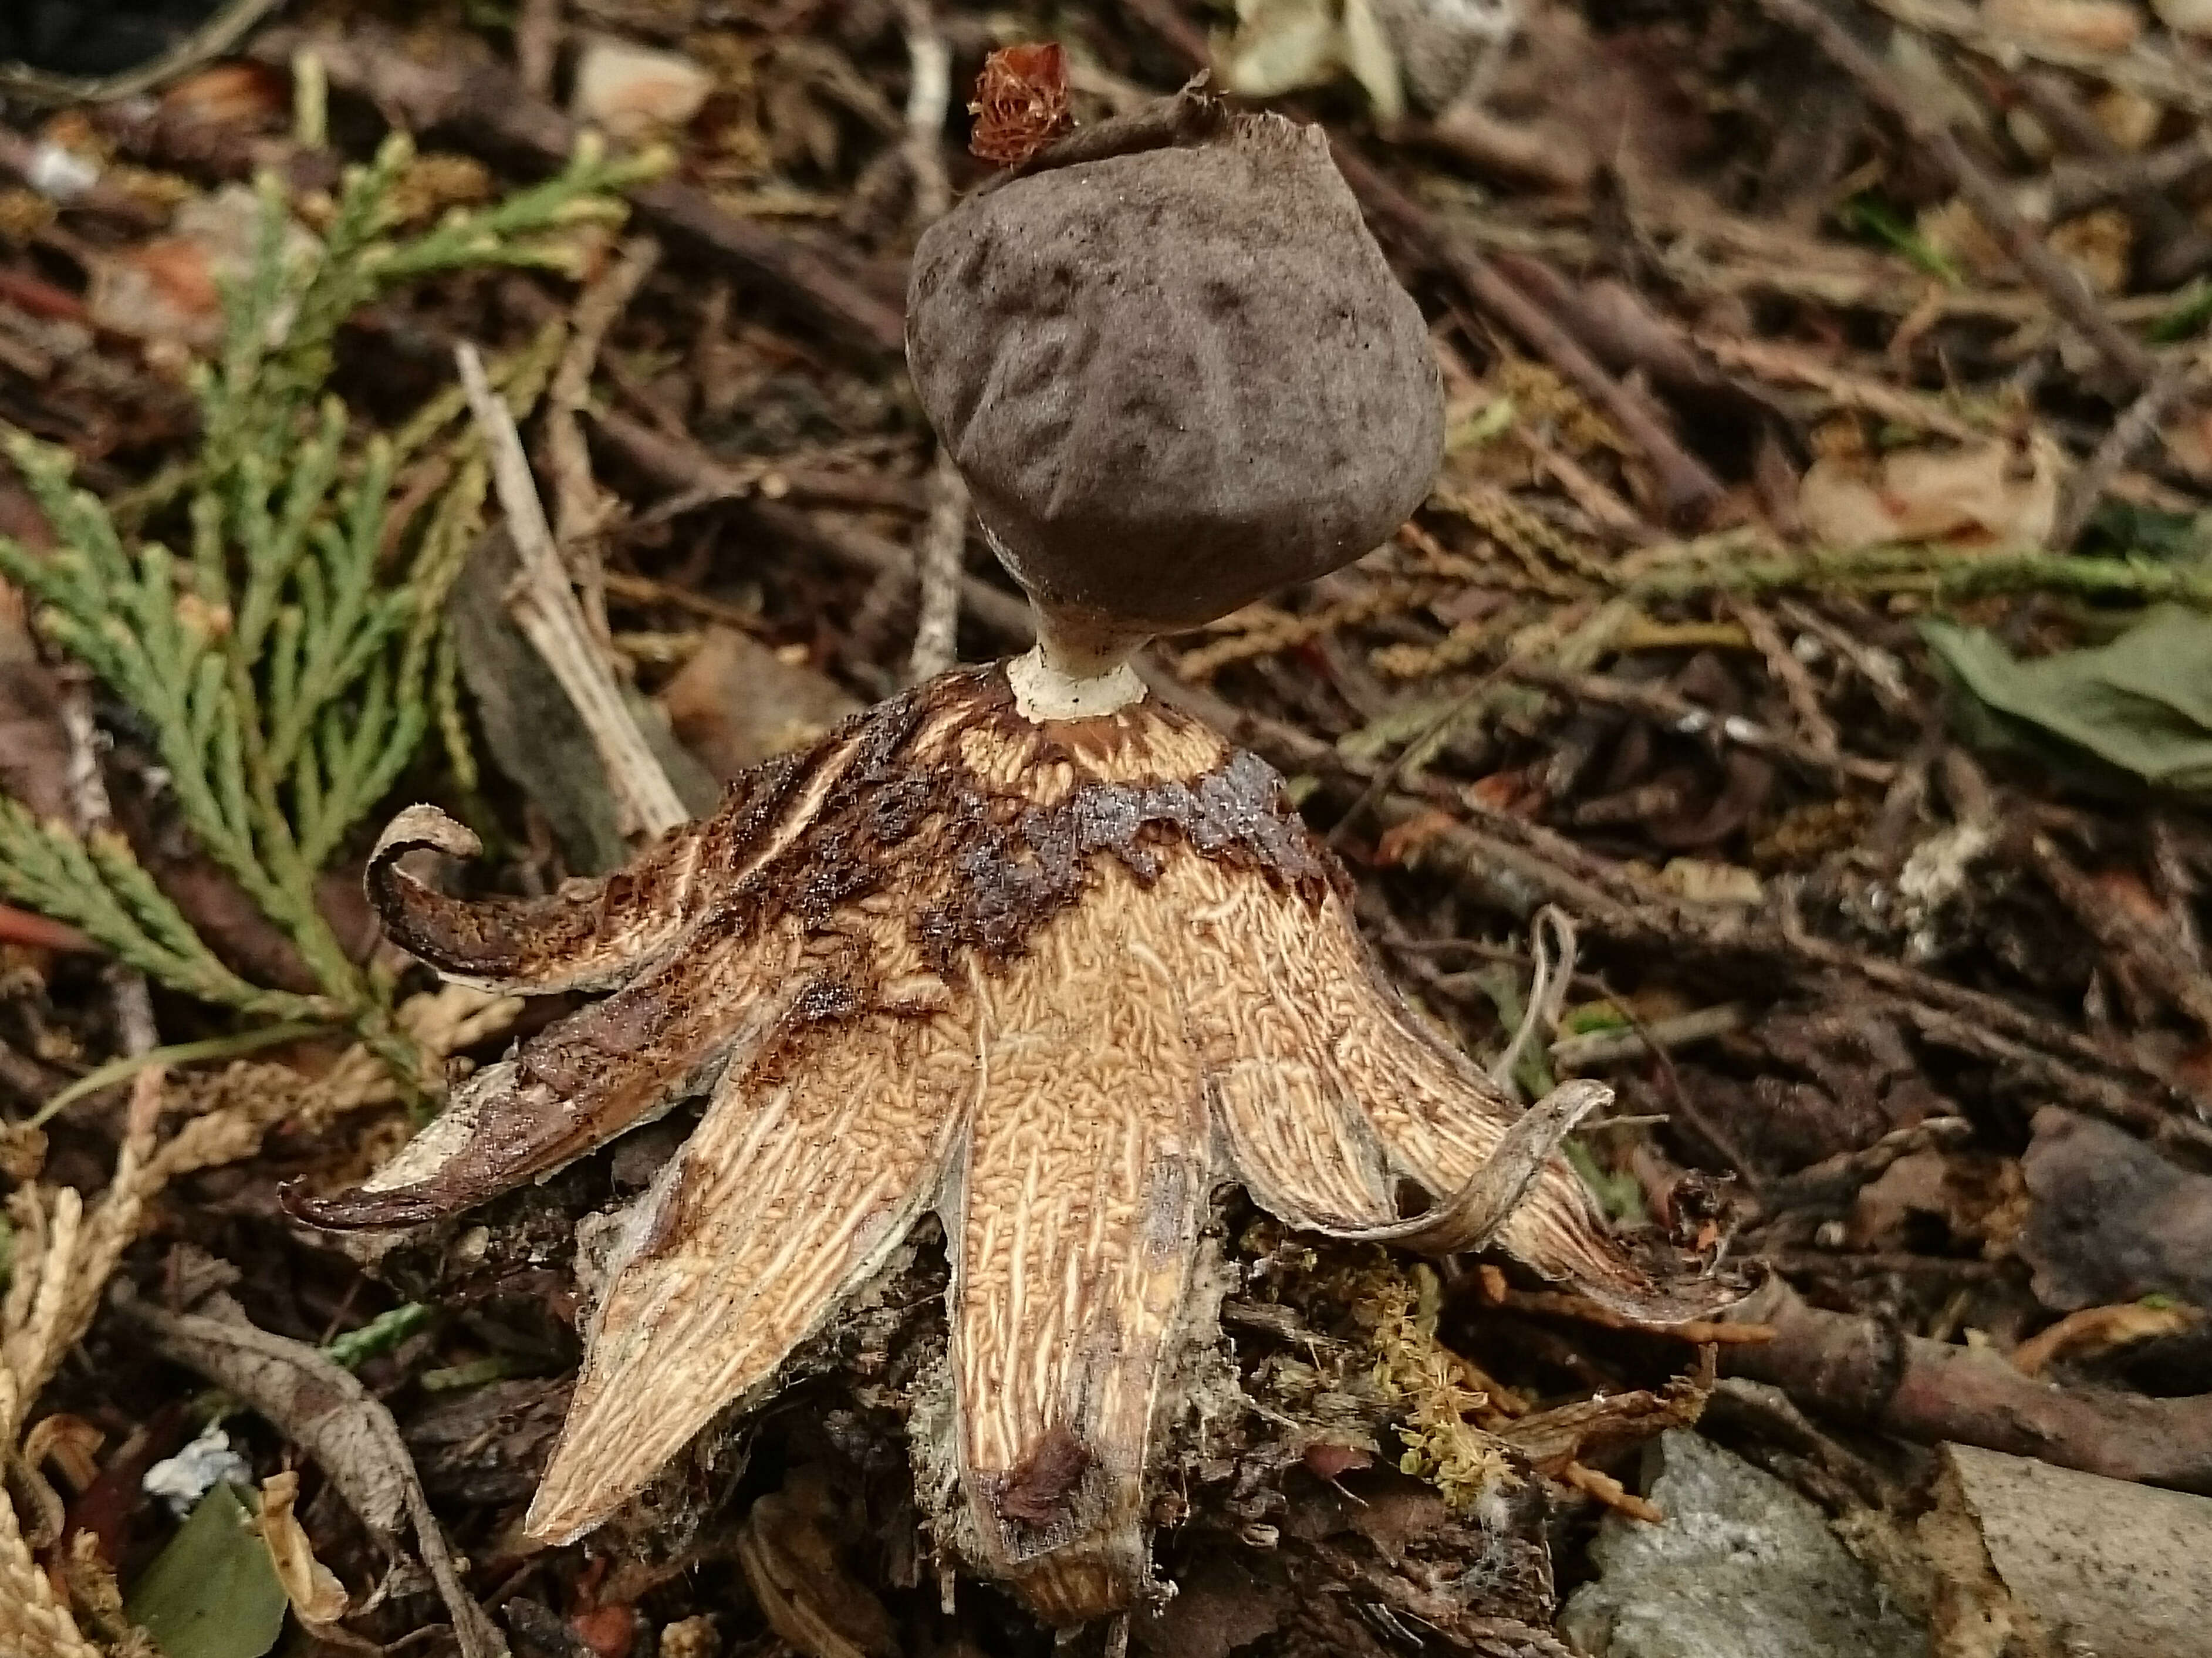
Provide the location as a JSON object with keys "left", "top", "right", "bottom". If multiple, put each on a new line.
{"left": 1221, "top": 0, "right": 1342, "bottom": 100}
{"left": 1656, "top": 858, "right": 1763, "bottom": 907}
{"left": 1983, "top": 0, "right": 2143, "bottom": 53}
{"left": 86, "top": 185, "right": 312, "bottom": 358}
{"left": 659, "top": 628, "right": 862, "bottom": 784}
{"left": 2153, "top": 0, "right": 2212, "bottom": 36}
{"left": 1339, "top": 0, "right": 1405, "bottom": 123}
{"left": 734, "top": 1467, "right": 897, "bottom": 1658}
{"left": 258, "top": 1470, "right": 350, "bottom": 1627}
{"left": 1798, "top": 434, "right": 2061, "bottom": 551}
{"left": 2011, "top": 1302, "right": 2200, "bottom": 1377}
{"left": 123, "top": 1484, "right": 289, "bottom": 1658}
{"left": 1925, "top": 607, "right": 2212, "bottom": 801}
{"left": 571, "top": 38, "right": 712, "bottom": 140}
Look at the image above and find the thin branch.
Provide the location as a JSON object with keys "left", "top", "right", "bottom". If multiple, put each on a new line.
{"left": 1333, "top": 143, "right": 1725, "bottom": 526}
{"left": 1755, "top": 0, "right": 2153, "bottom": 386}
{"left": 544, "top": 234, "right": 662, "bottom": 646}
{"left": 908, "top": 447, "right": 971, "bottom": 682}
{"left": 896, "top": 0, "right": 953, "bottom": 223}
{"left": 456, "top": 343, "right": 688, "bottom": 839}
{"left": 896, "top": 0, "right": 968, "bottom": 683}
{"left": 59, "top": 682, "right": 156, "bottom": 1060}
{"left": 2052, "top": 353, "right": 2201, "bottom": 547}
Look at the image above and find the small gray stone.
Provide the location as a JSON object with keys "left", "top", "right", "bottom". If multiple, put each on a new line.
{"left": 1562, "top": 1431, "right": 1927, "bottom": 1658}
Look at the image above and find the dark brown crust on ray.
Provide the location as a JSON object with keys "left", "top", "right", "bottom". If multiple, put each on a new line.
{"left": 737, "top": 667, "right": 1336, "bottom": 970}
{"left": 282, "top": 948, "right": 802, "bottom": 1228}
{"left": 304, "top": 668, "right": 1332, "bottom": 1233}
{"left": 373, "top": 667, "right": 1330, "bottom": 992}
{"left": 994, "top": 1424, "right": 1095, "bottom": 1526}
{"left": 366, "top": 755, "right": 808, "bottom": 993}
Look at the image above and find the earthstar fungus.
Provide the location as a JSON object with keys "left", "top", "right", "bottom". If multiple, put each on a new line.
{"left": 291, "top": 82, "right": 1722, "bottom": 1625}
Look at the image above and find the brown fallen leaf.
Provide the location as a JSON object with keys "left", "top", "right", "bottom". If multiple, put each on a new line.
{"left": 1798, "top": 433, "right": 2062, "bottom": 551}
{"left": 658, "top": 627, "right": 862, "bottom": 785}
{"left": 1375, "top": 806, "right": 1458, "bottom": 865}
{"left": 158, "top": 63, "right": 290, "bottom": 130}
{"left": 1984, "top": 0, "right": 2143, "bottom": 53}
{"left": 734, "top": 1465, "right": 898, "bottom": 1658}
{"left": 2011, "top": 1302, "right": 2201, "bottom": 1378}
{"left": 570, "top": 37, "right": 712, "bottom": 140}
{"left": 87, "top": 184, "right": 312, "bottom": 361}
{"left": 257, "top": 1469, "right": 350, "bottom": 1627}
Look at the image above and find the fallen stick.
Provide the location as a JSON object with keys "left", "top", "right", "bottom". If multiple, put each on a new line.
{"left": 457, "top": 343, "right": 688, "bottom": 838}
{"left": 2049, "top": 356, "right": 2200, "bottom": 548}
{"left": 1754, "top": 0, "right": 2154, "bottom": 387}
{"left": 1724, "top": 1278, "right": 2212, "bottom": 1492}
{"left": 1332, "top": 144, "right": 1725, "bottom": 528}
{"left": 257, "top": 25, "right": 904, "bottom": 355}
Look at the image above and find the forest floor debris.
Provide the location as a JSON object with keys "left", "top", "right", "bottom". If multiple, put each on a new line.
{"left": 4, "top": 0, "right": 2212, "bottom": 1653}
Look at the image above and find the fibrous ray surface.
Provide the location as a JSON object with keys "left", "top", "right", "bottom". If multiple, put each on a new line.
{"left": 1181, "top": 859, "right": 1707, "bottom": 1316}
{"left": 948, "top": 872, "right": 1209, "bottom": 1620}
{"left": 299, "top": 664, "right": 1728, "bottom": 1623}
{"left": 367, "top": 733, "right": 862, "bottom": 994}
{"left": 529, "top": 997, "right": 980, "bottom": 1543}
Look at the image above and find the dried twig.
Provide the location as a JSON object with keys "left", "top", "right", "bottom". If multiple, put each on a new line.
{"left": 0, "top": 0, "right": 290, "bottom": 103}
{"left": 592, "top": 408, "right": 929, "bottom": 515}
{"left": 907, "top": 447, "right": 971, "bottom": 682}
{"left": 1333, "top": 144, "right": 1726, "bottom": 525}
{"left": 1326, "top": 782, "right": 2212, "bottom": 1157}
{"left": 457, "top": 342, "right": 688, "bottom": 838}
{"left": 2018, "top": 73, "right": 2212, "bottom": 285}
{"left": 1551, "top": 1002, "right": 1748, "bottom": 1068}
{"left": 261, "top": 25, "right": 906, "bottom": 354}
{"left": 1503, "top": 663, "right": 1891, "bottom": 784}
{"left": 1864, "top": 0, "right": 2212, "bottom": 122}
{"left": 1490, "top": 907, "right": 1577, "bottom": 1093}
{"left": 1754, "top": 0, "right": 2153, "bottom": 387}
{"left": 1728, "top": 599, "right": 1841, "bottom": 762}
{"left": 896, "top": 1, "right": 971, "bottom": 684}
{"left": 1761, "top": 1116, "right": 1975, "bottom": 1209}
{"left": 2052, "top": 355, "right": 2201, "bottom": 548}
{"left": 543, "top": 235, "right": 663, "bottom": 650}
{"left": 58, "top": 680, "right": 155, "bottom": 1060}
{"left": 2028, "top": 831, "right": 2212, "bottom": 1040}
{"left": 1473, "top": 1265, "right": 1771, "bottom": 1346}
{"left": 1725, "top": 1277, "right": 2212, "bottom": 1492}
{"left": 895, "top": 0, "right": 953, "bottom": 223}
{"left": 515, "top": 0, "right": 562, "bottom": 101}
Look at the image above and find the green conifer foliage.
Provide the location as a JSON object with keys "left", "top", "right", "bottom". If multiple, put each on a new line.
{"left": 0, "top": 133, "right": 658, "bottom": 1092}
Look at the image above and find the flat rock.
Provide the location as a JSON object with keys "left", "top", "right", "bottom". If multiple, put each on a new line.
{"left": 1562, "top": 1430, "right": 1927, "bottom": 1658}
